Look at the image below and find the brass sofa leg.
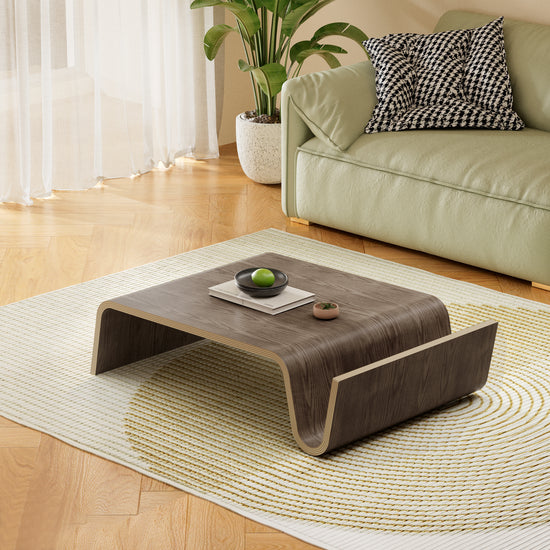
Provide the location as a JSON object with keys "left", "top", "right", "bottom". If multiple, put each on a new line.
{"left": 532, "top": 282, "right": 550, "bottom": 291}
{"left": 290, "top": 217, "right": 310, "bottom": 226}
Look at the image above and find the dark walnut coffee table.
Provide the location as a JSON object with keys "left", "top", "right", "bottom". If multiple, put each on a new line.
{"left": 91, "top": 253, "right": 497, "bottom": 456}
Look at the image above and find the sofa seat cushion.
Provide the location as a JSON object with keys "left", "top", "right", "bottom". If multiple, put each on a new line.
{"left": 297, "top": 128, "right": 550, "bottom": 211}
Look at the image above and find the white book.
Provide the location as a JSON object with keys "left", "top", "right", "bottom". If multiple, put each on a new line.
{"left": 208, "top": 280, "right": 315, "bottom": 315}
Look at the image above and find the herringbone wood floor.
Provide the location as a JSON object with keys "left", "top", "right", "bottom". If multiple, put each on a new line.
{"left": 1, "top": 144, "right": 548, "bottom": 550}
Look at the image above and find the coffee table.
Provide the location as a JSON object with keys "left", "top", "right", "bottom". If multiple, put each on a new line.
{"left": 91, "top": 253, "right": 497, "bottom": 455}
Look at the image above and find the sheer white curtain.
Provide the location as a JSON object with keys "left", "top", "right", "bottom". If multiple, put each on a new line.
{"left": 0, "top": 0, "right": 219, "bottom": 205}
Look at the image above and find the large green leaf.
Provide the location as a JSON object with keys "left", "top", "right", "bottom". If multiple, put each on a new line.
{"left": 289, "top": 41, "right": 346, "bottom": 64}
{"left": 238, "top": 60, "right": 287, "bottom": 98}
{"left": 227, "top": 4, "right": 261, "bottom": 41}
{"left": 276, "top": 0, "right": 291, "bottom": 16}
{"left": 303, "top": 50, "right": 340, "bottom": 68}
{"left": 203, "top": 24, "right": 236, "bottom": 60}
{"left": 190, "top": 0, "right": 260, "bottom": 40}
{"left": 312, "top": 22, "right": 368, "bottom": 45}
{"left": 190, "top": 0, "right": 222, "bottom": 7}
{"left": 288, "top": 0, "right": 313, "bottom": 9}
{"left": 254, "top": 0, "right": 311, "bottom": 21}
{"left": 292, "top": 44, "right": 345, "bottom": 67}
{"left": 288, "top": 40, "right": 313, "bottom": 63}
{"left": 255, "top": 0, "right": 277, "bottom": 12}
{"left": 280, "top": 0, "right": 317, "bottom": 37}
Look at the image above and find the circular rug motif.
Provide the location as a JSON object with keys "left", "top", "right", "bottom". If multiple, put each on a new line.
{"left": 124, "top": 304, "right": 550, "bottom": 533}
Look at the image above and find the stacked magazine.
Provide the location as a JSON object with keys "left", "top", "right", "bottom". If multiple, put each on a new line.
{"left": 208, "top": 280, "right": 314, "bottom": 315}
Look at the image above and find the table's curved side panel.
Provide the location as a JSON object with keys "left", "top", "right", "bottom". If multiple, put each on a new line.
{"left": 91, "top": 302, "right": 312, "bottom": 454}
{"left": 305, "top": 320, "right": 499, "bottom": 455}
{"left": 92, "top": 303, "right": 204, "bottom": 374}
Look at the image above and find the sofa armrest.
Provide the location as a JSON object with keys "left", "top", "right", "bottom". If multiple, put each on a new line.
{"left": 281, "top": 61, "right": 377, "bottom": 217}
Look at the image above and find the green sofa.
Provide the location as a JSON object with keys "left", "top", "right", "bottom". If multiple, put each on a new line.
{"left": 281, "top": 11, "right": 550, "bottom": 286}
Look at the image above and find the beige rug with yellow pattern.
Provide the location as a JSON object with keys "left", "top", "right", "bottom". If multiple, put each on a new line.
{"left": 1, "top": 229, "right": 549, "bottom": 549}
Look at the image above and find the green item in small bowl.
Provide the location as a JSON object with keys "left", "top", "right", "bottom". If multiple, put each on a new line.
{"left": 235, "top": 267, "right": 288, "bottom": 298}
{"left": 251, "top": 268, "right": 275, "bottom": 287}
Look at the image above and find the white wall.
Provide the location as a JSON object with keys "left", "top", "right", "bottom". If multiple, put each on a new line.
{"left": 218, "top": 0, "right": 550, "bottom": 145}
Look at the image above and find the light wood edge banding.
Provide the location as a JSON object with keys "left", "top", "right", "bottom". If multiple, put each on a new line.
{"left": 334, "top": 319, "right": 497, "bottom": 383}
{"left": 532, "top": 282, "right": 550, "bottom": 291}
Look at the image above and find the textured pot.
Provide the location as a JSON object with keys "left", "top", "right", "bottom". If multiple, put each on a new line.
{"left": 313, "top": 302, "right": 340, "bottom": 320}
{"left": 235, "top": 113, "right": 281, "bottom": 184}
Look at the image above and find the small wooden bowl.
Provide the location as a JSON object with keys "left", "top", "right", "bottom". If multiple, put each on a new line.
{"left": 313, "top": 302, "right": 340, "bottom": 320}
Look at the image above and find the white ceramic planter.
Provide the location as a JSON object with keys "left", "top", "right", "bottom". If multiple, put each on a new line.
{"left": 235, "top": 113, "right": 281, "bottom": 184}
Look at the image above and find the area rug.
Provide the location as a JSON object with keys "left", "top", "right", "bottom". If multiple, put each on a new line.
{"left": 1, "top": 229, "right": 549, "bottom": 549}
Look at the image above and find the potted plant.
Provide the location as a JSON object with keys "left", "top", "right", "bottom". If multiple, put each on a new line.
{"left": 313, "top": 301, "right": 340, "bottom": 319}
{"left": 190, "top": 0, "right": 368, "bottom": 184}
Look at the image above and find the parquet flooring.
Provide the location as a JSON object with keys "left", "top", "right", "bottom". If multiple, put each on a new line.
{"left": 1, "top": 143, "right": 548, "bottom": 549}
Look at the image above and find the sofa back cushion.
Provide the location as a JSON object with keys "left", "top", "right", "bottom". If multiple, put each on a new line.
{"left": 435, "top": 11, "right": 550, "bottom": 133}
{"left": 363, "top": 17, "right": 524, "bottom": 133}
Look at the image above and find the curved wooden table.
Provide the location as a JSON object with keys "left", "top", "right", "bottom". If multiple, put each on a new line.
{"left": 92, "top": 253, "right": 497, "bottom": 455}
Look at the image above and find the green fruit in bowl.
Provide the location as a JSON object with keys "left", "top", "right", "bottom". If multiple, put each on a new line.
{"left": 251, "top": 268, "right": 275, "bottom": 287}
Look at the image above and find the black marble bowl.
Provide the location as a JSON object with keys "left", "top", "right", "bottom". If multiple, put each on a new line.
{"left": 235, "top": 268, "right": 288, "bottom": 298}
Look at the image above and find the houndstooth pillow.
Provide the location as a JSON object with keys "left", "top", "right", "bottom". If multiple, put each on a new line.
{"left": 363, "top": 17, "right": 524, "bottom": 133}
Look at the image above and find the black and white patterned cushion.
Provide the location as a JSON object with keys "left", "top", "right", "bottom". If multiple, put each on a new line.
{"left": 363, "top": 17, "right": 524, "bottom": 133}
